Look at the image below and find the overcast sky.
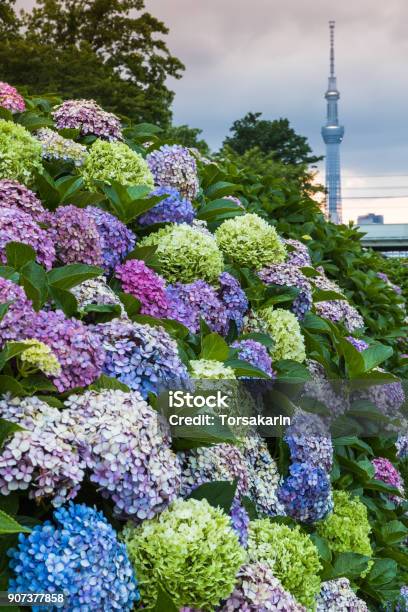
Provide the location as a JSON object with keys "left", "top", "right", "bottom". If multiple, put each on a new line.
{"left": 17, "top": 0, "right": 408, "bottom": 222}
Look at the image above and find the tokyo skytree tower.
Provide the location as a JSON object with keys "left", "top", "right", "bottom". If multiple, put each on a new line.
{"left": 321, "top": 21, "right": 344, "bottom": 224}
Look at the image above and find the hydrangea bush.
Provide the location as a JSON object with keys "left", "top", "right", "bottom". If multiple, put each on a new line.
{"left": 0, "top": 119, "right": 42, "bottom": 184}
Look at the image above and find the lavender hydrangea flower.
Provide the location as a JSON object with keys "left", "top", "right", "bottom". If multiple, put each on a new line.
{"left": 305, "top": 359, "right": 349, "bottom": 420}
{"left": 166, "top": 280, "right": 228, "bottom": 335}
{"left": 49, "top": 205, "right": 103, "bottom": 266}
{"left": 220, "top": 562, "right": 306, "bottom": 611}
{"left": 285, "top": 410, "right": 333, "bottom": 471}
{"left": 231, "top": 339, "right": 274, "bottom": 378}
{"left": 86, "top": 206, "right": 136, "bottom": 271}
{"left": 36, "top": 128, "right": 88, "bottom": 166}
{"left": 0, "top": 82, "right": 25, "bottom": 113}
{"left": 284, "top": 238, "right": 312, "bottom": 267}
{"left": 223, "top": 195, "right": 245, "bottom": 209}
{"left": 8, "top": 503, "right": 139, "bottom": 611}
{"left": 313, "top": 274, "right": 364, "bottom": 332}
{"left": 94, "top": 319, "right": 189, "bottom": 398}
{"left": 0, "top": 208, "right": 55, "bottom": 269}
{"left": 230, "top": 498, "right": 250, "bottom": 547}
{"left": 66, "top": 389, "right": 181, "bottom": 520}
{"left": 372, "top": 457, "right": 405, "bottom": 504}
{"left": 0, "top": 396, "right": 84, "bottom": 505}
{"left": 316, "top": 578, "right": 368, "bottom": 611}
{"left": 347, "top": 336, "right": 369, "bottom": 352}
{"left": 138, "top": 186, "right": 196, "bottom": 226}
{"left": 258, "top": 263, "right": 312, "bottom": 320}
{"left": 0, "top": 277, "right": 34, "bottom": 345}
{"left": 52, "top": 99, "right": 123, "bottom": 141}
{"left": 0, "top": 179, "right": 46, "bottom": 222}
{"left": 396, "top": 435, "right": 408, "bottom": 458}
{"left": 377, "top": 272, "right": 402, "bottom": 295}
{"left": 217, "top": 272, "right": 248, "bottom": 332}
{"left": 147, "top": 144, "right": 199, "bottom": 200}
{"left": 116, "top": 259, "right": 169, "bottom": 318}
{"left": 71, "top": 277, "right": 126, "bottom": 317}
{"left": 277, "top": 462, "right": 333, "bottom": 523}
{"left": 24, "top": 309, "right": 105, "bottom": 392}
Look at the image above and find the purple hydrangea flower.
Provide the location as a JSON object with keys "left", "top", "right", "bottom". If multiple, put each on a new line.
{"left": 0, "top": 208, "right": 55, "bottom": 269}
{"left": 8, "top": 503, "right": 139, "bottom": 611}
{"left": 313, "top": 274, "right": 364, "bottom": 332}
{"left": 24, "top": 309, "right": 105, "bottom": 392}
{"left": 217, "top": 272, "right": 248, "bottom": 332}
{"left": 285, "top": 410, "right": 333, "bottom": 471}
{"left": 372, "top": 457, "right": 405, "bottom": 504}
{"left": 66, "top": 389, "right": 181, "bottom": 520}
{"left": 231, "top": 339, "right": 274, "bottom": 377}
{"left": 305, "top": 359, "right": 349, "bottom": 420}
{"left": 230, "top": 498, "right": 250, "bottom": 547}
{"left": 49, "top": 205, "right": 103, "bottom": 266}
{"left": 166, "top": 280, "right": 228, "bottom": 335}
{"left": 147, "top": 144, "right": 199, "bottom": 200}
{"left": 0, "top": 396, "right": 84, "bottom": 505}
{"left": 0, "top": 277, "right": 34, "bottom": 345}
{"left": 258, "top": 263, "right": 312, "bottom": 320}
{"left": 93, "top": 319, "right": 189, "bottom": 398}
{"left": 284, "top": 238, "right": 312, "bottom": 267}
{"left": 396, "top": 435, "right": 408, "bottom": 458}
{"left": 277, "top": 462, "right": 333, "bottom": 523}
{"left": 138, "top": 186, "right": 196, "bottom": 226}
{"left": 86, "top": 206, "right": 136, "bottom": 271}
{"left": 377, "top": 272, "right": 402, "bottom": 295}
{"left": 347, "top": 336, "right": 369, "bottom": 352}
{"left": 0, "top": 179, "right": 46, "bottom": 222}
{"left": 116, "top": 259, "right": 169, "bottom": 318}
{"left": 316, "top": 578, "right": 368, "bottom": 611}
{"left": 0, "top": 82, "right": 25, "bottom": 113}
{"left": 52, "top": 99, "right": 123, "bottom": 141}
{"left": 220, "top": 562, "right": 306, "bottom": 611}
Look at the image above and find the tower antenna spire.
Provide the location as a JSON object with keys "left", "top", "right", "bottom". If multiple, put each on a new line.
{"left": 329, "top": 20, "right": 335, "bottom": 77}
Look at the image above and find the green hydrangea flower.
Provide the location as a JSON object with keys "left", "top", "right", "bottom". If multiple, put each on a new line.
{"left": 80, "top": 139, "right": 154, "bottom": 189}
{"left": 0, "top": 120, "right": 42, "bottom": 185}
{"left": 258, "top": 307, "right": 306, "bottom": 362}
{"left": 215, "top": 213, "right": 286, "bottom": 270}
{"left": 190, "top": 359, "right": 235, "bottom": 379}
{"left": 248, "top": 520, "right": 321, "bottom": 608}
{"left": 140, "top": 223, "right": 224, "bottom": 284}
{"left": 19, "top": 339, "right": 61, "bottom": 376}
{"left": 316, "top": 490, "right": 373, "bottom": 574}
{"left": 123, "top": 498, "right": 245, "bottom": 609}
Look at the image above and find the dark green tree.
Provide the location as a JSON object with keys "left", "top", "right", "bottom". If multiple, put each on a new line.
{"left": 223, "top": 112, "right": 321, "bottom": 165}
{"left": 0, "top": 0, "right": 184, "bottom": 126}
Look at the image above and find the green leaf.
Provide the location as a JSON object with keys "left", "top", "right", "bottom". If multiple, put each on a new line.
{"left": 34, "top": 169, "right": 60, "bottom": 210}
{"left": 0, "top": 376, "right": 26, "bottom": 397}
{"left": 133, "top": 314, "right": 190, "bottom": 339}
{"left": 377, "top": 520, "right": 408, "bottom": 545}
{"left": 361, "top": 344, "right": 393, "bottom": 371}
{"left": 309, "top": 534, "right": 332, "bottom": 563}
{"left": 0, "top": 266, "right": 19, "bottom": 281}
{"left": 339, "top": 338, "right": 366, "bottom": 378}
{"left": 119, "top": 292, "right": 141, "bottom": 318}
{"left": 330, "top": 552, "right": 370, "bottom": 579}
{"left": 205, "top": 181, "right": 242, "bottom": 199}
{"left": 82, "top": 303, "right": 122, "bottom": 323}
{"left": 238, "top": 332, "right": 274, "bottom": 349}
{"left": 21, "top": 376, "right": 57, "bottom": 394}
{"left": 274, "top": 359, "right": 311, "bottom": 383}
{"left": 367, "top": 558, "right": 398, "bottom": 586}
{"left": 20, "top": 261, "right": 48, "bottom": 311}
{"left": 48, "top": 286, "right": 78, "bottom": 317}
{"left": 187, "top": 480, "right": 237, "bottom": 513}
{"left": 152, "top": 585, "right": 178, "bottom": 612}
{"left": 0, "top": 510, "right": 31, "bottom": 535}
{"left": 197, "top": 198, "right": 244, "bottom": 221}
{"left": 0, "top": 302, "right": 11, "bottom": 323}
{"left": 200, "top": 333, "right": 229, "bottom": 361}
{"left": 125, "top": 245, "right": 159, "bottom": 268}
{"left": 0, "top": 418, "right": 24, "bottom": 449}
{"left": 5, "top": 242, "right": 36, "bottom": 270}
{"left": 224, "top": 359, "right": 271, "bottom": 379}
{"left": 313, "top": 288, "right": 345, "bottom": 302}
{"left": 302, "top": 312, "right": 332, "bottom": 332}
{"left": 89, "top": 374, "right": 131, "bottom": 393}
{"left": 47, "top": 263, "right": 103, "bottom": 290}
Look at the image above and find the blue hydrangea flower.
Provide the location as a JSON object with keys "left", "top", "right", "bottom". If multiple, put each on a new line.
{"left": 231, "top": 339, "right": 274, "bottom": 378}
{"left": 277, "top": 462, "right": 333, "bottom": 523}
{"left": 86, "top": 206, "right": 136, "bottom": 272}
{"left": 217, "top": 272, "right": 248, "bottom": 332}
{"left": 138, "top": 186, "right": 196, "bottom": 226}
{"left": 230, "top": 498, "right": 250, "bottom": 547}
{"left": 8, "top": 503, "right": 139, "bottom": 611}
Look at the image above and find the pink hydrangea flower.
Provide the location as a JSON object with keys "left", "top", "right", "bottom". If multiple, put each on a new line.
{"left": 0, "top": 82, "right": 25, "bottom": 113}
{"left": 115, "top": 259, "right": 168, "bottom": 318}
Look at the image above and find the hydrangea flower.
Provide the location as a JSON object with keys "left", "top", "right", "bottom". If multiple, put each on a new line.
{"left": 0, "top": 208, "right": 55, "bottom": 269}
{"left": 52, "top": 99, "right": 123, "bottom": 141}
{"left": 49, "top": 205, "right": 103, "bottom": 266}
{"left": 305, "top": 359, "right": 348, "bottom": 420}
{"left": 0, "top": 119, "right": 42, "bottom": 185}
{"left": 277, "top": 462, "right": 333, "bottom": 523}
{"left": 140, "top": 223, "right": 224, "bottom": 284}
{"left": 313, "top": 274, "right": 364, "bottom": 332}
{"left": 138, "top": 186, "right": 196, "bottom": 226}
{"left": 8, "top": 503, "right": 139, "bottom": 611}
{"left": 84, "top": 206, "right": 136, "bottom": 271}
{"left": 0, "top": 276, "right": 34, "bottom": 345}
{"left": 377, "top": 272, "right": 402, "bottom": 295}
{"left": 248, "top": 520, "right": 321, "bottom": 608}
{"left": 347, "top": 335, "right": 369, "bottom": 352}
{"left": 94, "top": 319, "right": 189, "bottom": 398}
{"left": 0, "top": 82, "right": 25, "bottom": 113}
{"left": 284, "top": 238, "right": 312, "bottom": 267}
{"left": 24, "top": 309, "right": 104, "bottom": 392}
{"left": 0, "top": 396, "right": 84, "bottom": 505}
{"left": 19, "top": 339, "right": 61, "bottom": 376}
{"left": 66, "top": 390, "right": 181, "bottom": 520}
{"left": 220, "top": 562, "right": 306, "bottom": 611}
{"left": 147, "top": 144, "right": 199, "bottom": 200}
{"left": 179, "top": 444, "right": 250, "bottom": 499}
{"left": 123, "top": 498, "right": 245, "bottom": 609}
{"left": 285, "top": 409, "right": 333, "bottom": 471}
{"left": 223, "top": 195, "right": 245, "bottom": 209}
{"left": 71, "top": 277, "right": 126, "bottom": 317}
{"left": 396, "top": 435, "right": 408, "bottom": 458}
{"left": 36, "top": 128, "right": 88, "bottom": 166}
{"left": 242, "top": 310, "right": 271, "bottom": 336}
{"left": 116, "top": 259, "right": 168, "bottom": 318}
{"left": 166, "top": 280, "right": 228, "bottom": 334}
{"left": 215, "top": 214, "right": 286, "bottom": 270}
{"left": 0, "top": 179, "right": 46, "bottom": 222}
{"left": 259, "top": 307, "right": 306, "bottom": 363}
{"left": 316, "top": 491, "right": 373, "bottom": 571}
{"left": 189, "top": 359, "right": 235, "bottom": 379}
{"left": 217, "top": 272, "right": 248, "bottom": 332}
{"left": 258, "top": 263, "right": 312, "bottom": 320}
{"left": 316, "top": 578, "right": 368, "bottom": 611}
{"left": 230, "top": 499, "right": 250, "bottom": 547}
{"left": 372, "top": 457, "right": 405, "bottom": 504}
{"left": 231, "top": 339, "right": 274, "bottom": 377}
{"left": 81, "top": 139, "right": 154, "bottom": 190}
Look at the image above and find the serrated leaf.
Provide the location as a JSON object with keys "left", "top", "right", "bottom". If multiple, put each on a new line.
{"left": 0, "top": 510, "right": 31, "bottom": 534}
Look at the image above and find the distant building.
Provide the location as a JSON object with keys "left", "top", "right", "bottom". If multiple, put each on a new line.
{"left": 357, "top": 213, "right": 384, "bottom": 225}
{"left": 360, "top": 223, "right": 408, "bottom": 257}
{"left": 321, "top": 21, "right": 344, "bottom": 224}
